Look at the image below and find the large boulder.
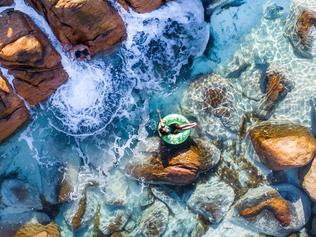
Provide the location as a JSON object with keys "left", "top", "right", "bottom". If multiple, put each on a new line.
{"left": 0, "top": 10, "right": 68, "bottom": 106}
{"left": 187, "top": 176, "right": 235, "bottom": 224}
{"left": 13, "top": 222, "right": 60, "bottom": 237}
{"left": 250, "top": 122, "right": 316, "bottom": 170}
{"left": 0, "top": 73, "right": 29, "bottom": 142}
{"left": 232, "top": 185, "right": 311, "bottom": 237}
{"left": 139, "top": 201, "right": 169, "bottom": 237}
{"left": 119, "top": 0, "right": 164, "bottom": 13}
{"left": 126, "top": 137, "right": 220, "bottom": 185}
{"left": 0, "top": 0, "right": 13, "bottom": 6}
{"left": 26, "top": 0, "right": 126, "bottom": 58}
{"left": 300, "top": 157, "right": 316, "bottom": 201}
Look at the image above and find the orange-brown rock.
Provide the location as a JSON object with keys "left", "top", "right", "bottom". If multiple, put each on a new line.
{"left": 297, "top": 10, "right": 316, "bottom": 48}
{"left": 250, "top": 122, "right": 316, "bottom": 170}
{"left": 255, "top": 71, "right": 292, "bottom": 120}
{"left": 13, "top": 222, "right": 60, "bottom": 237}
{"left": 26, "top": 0, "right": 126, "bottom": 58}
{"left": 71, "top": 194, "right": 87, "bottom": 231}
{"left": 120, "top": 0, "right": 164, "bottom": 13}
{"left": 239, "top": 197, "right": 291, "bottom": 227}
{"left": 0, "top": 10, "right": 68, "bottom": 106}
{"left": 300, "top": 158, "right": 316, "bottom": 201}
{"left": 0, "top": 0, "right": 13, "bottom": 6}
{"left": 0, "top": 72, "right": 29, "bottom": 142}
{"left": 127, "top": 137, "right": 220, "bottom": 185}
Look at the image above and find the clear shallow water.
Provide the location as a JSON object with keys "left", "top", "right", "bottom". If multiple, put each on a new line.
{"left": 1, "top": 0, "right": 316, "bottom": 236}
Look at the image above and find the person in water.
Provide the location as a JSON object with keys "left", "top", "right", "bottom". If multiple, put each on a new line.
{"left": 157, "top": 110, "right": 197, "bottom": 135}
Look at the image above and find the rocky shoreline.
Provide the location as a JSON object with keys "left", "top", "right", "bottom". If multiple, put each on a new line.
{"left": 0, "top": 0, "right": 316, "bottom": 237}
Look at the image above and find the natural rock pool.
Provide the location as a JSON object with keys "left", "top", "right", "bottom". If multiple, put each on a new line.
{"left": 0, "top": 0, "right": 316, "bottom": 236}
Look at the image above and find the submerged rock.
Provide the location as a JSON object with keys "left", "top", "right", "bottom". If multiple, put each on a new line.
{"left": 126, "top": 137, "right": 220, "bottom": 185}
{"left": 254, "top": 71, "right": 293, "bottom": 120}
{"left": 119, "top": 0, "right": 164, "bottom": 13}
{"left": 13, "top": 222, "right": 60, "bottom": 237}
{"left": 187, "top": 176, "right": 235, "bottom": 224}
{"left": 139, "top": 201, "right": 169, "bottom": 237}
{"left": 0, "top": 10, "right": 68, "bottom": 105}
{"left": 26, "top": 0, "right": 126, "bottom": 58}
{"left": 1, "top": 179, "right": 42, "bottom": 211}
{"left": 0, "top": 212, "right": 50, "bottom": 237}
{"left": 285, "top": 2, "right": 316, "bottom": 58}
{"left": 300, "top": 157, "right": 316, "bottom": 201}
{"left": 0, "top": 73, "right": 29, "bottom": 142}
{"left": 232, "top": 185, "right": 311, "bottom": 236}
{"left": 181, "top": 74, "right": 242, "bottom": 140}
{"left": 0, "top": 0, "right": 13, "bottom": 6}
{"left": 250, "top": 122, "right": 316, "bottom": 170}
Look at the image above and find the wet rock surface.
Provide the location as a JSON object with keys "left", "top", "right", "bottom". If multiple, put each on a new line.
{"left": 13, "top": 222, "right": 60, "bottom": 237}
{"left": 181, "top": 74, "right": 243, "bottom": 140}
{"left": 0, "top": 10, "right": 68, "bottom": 106}
{"left": 285, "top": 3, "right": 316, "bottom": 58}
{"left": 300, "top": 158, "right": 316, "bottom": 201}
{"left": 119, "top": 0, "right": 164, "bottom": 13}
{"left": 187, "top": 176, "right": 235, "bottom": 224}
{"left": 0, "top": 73, "right": 29, "bottom": 142}
{"left": 126, "top": 137, "right": 220, "bottom": 185}
{"left": 139, "top": 201, "right": 169, "bottom": 237}
{"left": 0, "top": 0, "right": 13, "bottom": 6}
{"left": 26, "top": 0, "right": 126, "bottom": 58}
{"left": 233, "top": 185, "right": 311, "bottom": 237}
{"left": 250, "top": 122, "right": 316, "bottom": 170}
{"left": 254, "top": 71, "right": 293, "bottom": 120}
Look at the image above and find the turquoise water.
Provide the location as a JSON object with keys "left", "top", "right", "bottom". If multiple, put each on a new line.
{"left": 1, "top": 0, "right": 316, "bottom": 236}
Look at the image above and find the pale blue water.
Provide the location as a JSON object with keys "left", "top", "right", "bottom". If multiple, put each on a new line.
{"left": 1, "top": 0, "right": 316, "bottom": 236}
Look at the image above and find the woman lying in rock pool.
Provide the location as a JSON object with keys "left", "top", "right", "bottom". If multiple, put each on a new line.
{"left": 157, "top": 110, "right": 197, "bottom": 135}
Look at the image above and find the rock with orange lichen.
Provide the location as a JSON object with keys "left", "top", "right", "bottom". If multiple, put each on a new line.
{"left": 126, "top": 137, "right": 220, "bottom": 185}
{"left": 285, "top": 3, "right": 316, "bottom": 58}
{"left": 0, "top": 9, "right": 68, "bottom": 106}
{"left": 233, "top": 185, "right": 311, "bottom": 236}
{"left": 13, "top": 223, "right": 60, "bottom": 237}
{"left": 0, "top": 72, "right": 29, "bottom": 143}
{"left": 250, "top": 122, "right": 316, "bottom": 171}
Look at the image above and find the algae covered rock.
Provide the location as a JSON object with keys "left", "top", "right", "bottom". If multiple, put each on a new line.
{"left": 139, "top": 201, "right": 169, "bottom": 237}
{"left": 285, "top": 1, "right": 316, "bottom": 58}
{"left": 250, "top": 122, "right": 316, "bottom": 170}
{"left": 126, "top": 137, "right": 220, "bottom": 185}
{"left": 181, "top": 74, "right": 242, "bottom": 140}
{"left": 232, "top": 184, "right": 311, "bottom": 236}
{"left": 188, "top": 176, "right": 235, "bottom": 224}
